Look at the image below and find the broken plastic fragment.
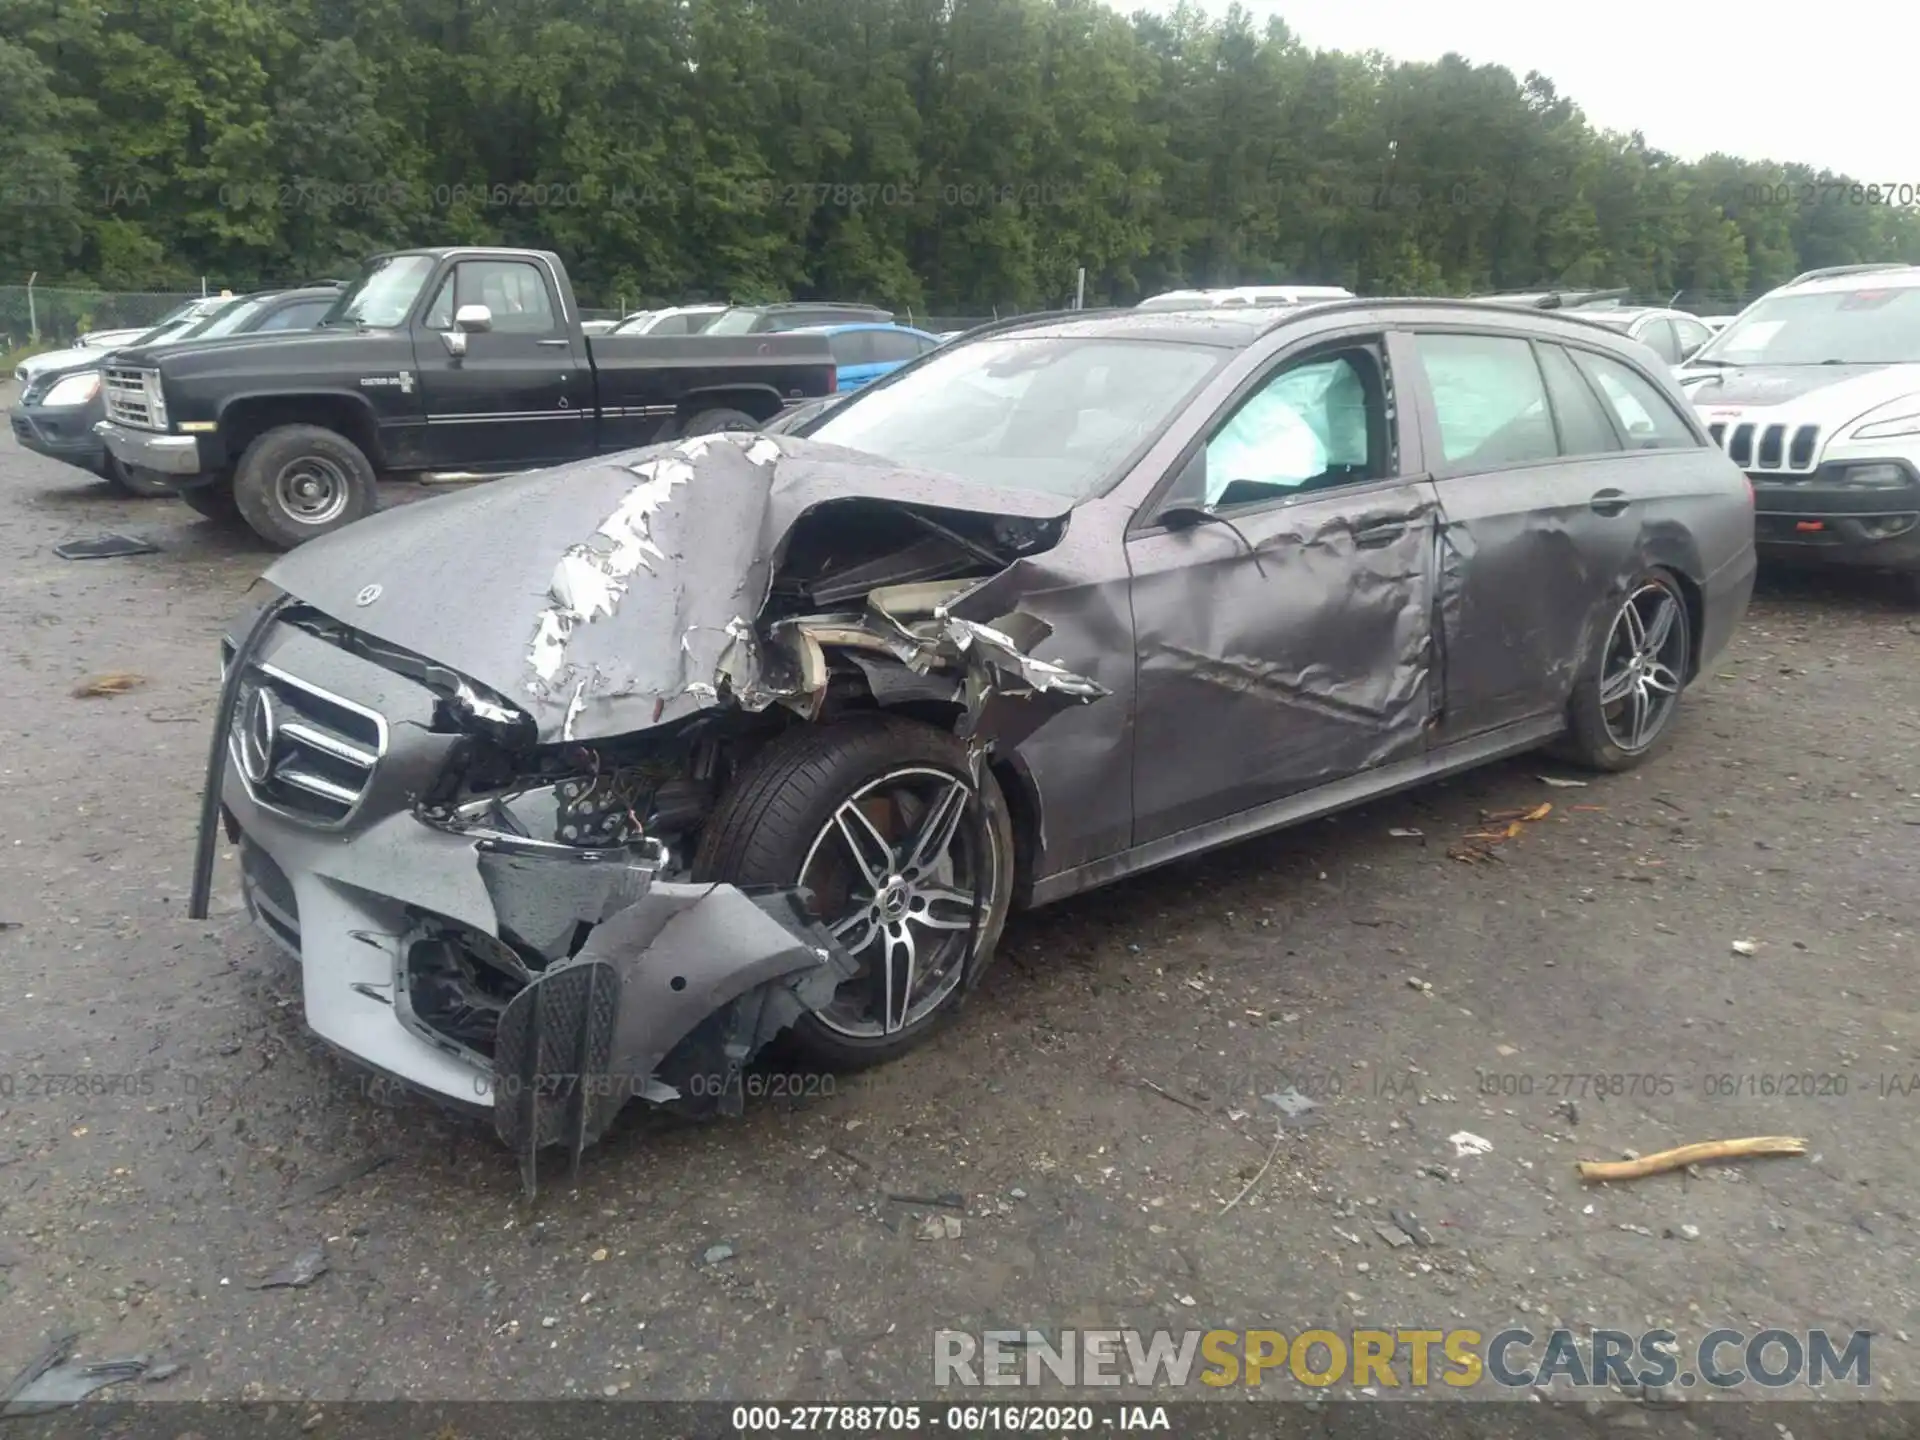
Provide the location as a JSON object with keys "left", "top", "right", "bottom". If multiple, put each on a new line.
{"left": 1448, "top": 1131, "right": 1494, "bottom": 1158}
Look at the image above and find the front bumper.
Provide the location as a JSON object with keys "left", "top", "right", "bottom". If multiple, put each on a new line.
{"left": 10, "top": 402, "right": 108, "bottom": 475}
{"left": 94, "top": 420, "right": 205, "bottom": 478}
{"left": 214, "top": 615, "right": 851, "bottom": 1178}
{"left": 1751, "top": 467, "right": 1920, "bottom": 573}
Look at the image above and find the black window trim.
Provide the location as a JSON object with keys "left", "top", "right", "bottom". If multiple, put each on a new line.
{"left": 1532, "top": 337, "right": 1630, "bottom": 457}
{"left": 1134, "top": 326, "right": 1408, "bottom": 534}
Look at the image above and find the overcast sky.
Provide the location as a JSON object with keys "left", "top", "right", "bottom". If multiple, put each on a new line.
{"left": 1180, "top": 0, "right": 1915, "bottom": 181}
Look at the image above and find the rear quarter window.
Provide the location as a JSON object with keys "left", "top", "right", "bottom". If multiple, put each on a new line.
{"left": 1571, "top": 350, "right": 1699, "bottom": 450}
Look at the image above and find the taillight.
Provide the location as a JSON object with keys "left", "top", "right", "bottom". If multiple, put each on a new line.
{"left": 827, "top": 365, "right": 838, "bottom": 393}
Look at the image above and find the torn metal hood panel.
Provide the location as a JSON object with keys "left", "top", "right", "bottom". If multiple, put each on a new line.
{"left": 260, "top": 433, "right": 1078, "bottom": 743}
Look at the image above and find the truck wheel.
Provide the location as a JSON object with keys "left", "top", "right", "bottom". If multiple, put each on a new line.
{"left": 692, "top": 714, "right": 1015, "bottom": 1072}
{"left": 680, "top": 407, "right": 761, "bottom": 437}
{"left": 232, "top": 425, "right": 377, "bottom": 550}
{"left": 177, "top": 482, "right": 242, "bottom": 524}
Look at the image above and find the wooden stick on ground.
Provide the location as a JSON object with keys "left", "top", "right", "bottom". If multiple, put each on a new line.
{"left": 1577, "top": 1135, "right": 1808, "bottom": 1182}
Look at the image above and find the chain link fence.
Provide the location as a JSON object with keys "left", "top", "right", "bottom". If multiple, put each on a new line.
{"left": 0, "top": 285, "right": 218, "bottom": 354}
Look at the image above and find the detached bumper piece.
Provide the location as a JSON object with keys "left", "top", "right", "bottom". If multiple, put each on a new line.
{"left": 492, "top": 882, "right": 854, "bottom": 1197}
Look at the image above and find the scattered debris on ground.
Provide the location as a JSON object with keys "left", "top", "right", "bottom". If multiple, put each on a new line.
{"left": 71, "top": 673, "right": 146, "bottom": 698}
{"left": 1449, "top": 802, "right": 1555, "bottom": 863}
{"left": 249, "top": 1244, "right": 329, "bottom": 1289}
{"left": 1, "top": 1332, "right": 148, "bottom": 1416}
{"left": 1731, "top": 938, "right": 1759, "bottom": 956}
{"left": 1449, "top": 1131, "right": 1494, "bottom": 1158}
{"left": 52, "top": 534, "right": 160, "bottom": 561}
{"left": 1577, "top": 1136, "right": 1808, "bottom": 1182}
{"left": 914, "top": 1215, "right": 963, "bottom": 1241}
{"left": 278, "top": 1153, "right": 394, "bottom": 1210}
{"left": 1538, "top": 775, "right": 1589, "bottom": 788}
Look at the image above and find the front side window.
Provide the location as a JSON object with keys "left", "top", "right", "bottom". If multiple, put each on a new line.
{"left": 196, "top": 297, "right": 271, "bottom": 338}
{"left": 1572, "top": 350, "right": 1699, "bottom": 450}
{"left": 807, "top": 335, "right": 1225, "bottom": 500}
{"left": 457, "top": 260, "right": 558, "bottom": 334}
{"left": 870, "top": 331, "right": 925, "bottom": 364}
{"left": 1195, "top": 351, "right": 1379, "bottom": 507}
{"left": 256, "top": 300, "right": 332, "bottom": 332}
{"left": 827, "top": 331, "right": 875, "bottom": 367}
{"left": 1414, "top": 332, "right": 1559, "bottom": 469}
{"left": 703, "top": 309, "right": 761, "bottom": 335}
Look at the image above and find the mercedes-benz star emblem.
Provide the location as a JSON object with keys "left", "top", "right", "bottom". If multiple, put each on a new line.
{"left": 355, "top": 583, "right": 382, "bottom": 607}
{"left": 238, "top": 685, "right": 278, "bottom": 787}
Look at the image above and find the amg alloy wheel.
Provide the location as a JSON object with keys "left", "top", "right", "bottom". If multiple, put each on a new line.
{"left": 1560, "top": 571, "right": 1693, "bottom": 771}
{"left": 693, "top": 715, "right": 1014, "bottom": 1069}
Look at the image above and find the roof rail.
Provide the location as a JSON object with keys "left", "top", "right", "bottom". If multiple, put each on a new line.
{"left": 1470, "top": 287, "right": 1632, "bottom": 310}
{"left": 945, "top": 307, "right": 1123, "bottom": 341}
{"left": 1786, "top": 262, "right": 1915, "bottom": 286}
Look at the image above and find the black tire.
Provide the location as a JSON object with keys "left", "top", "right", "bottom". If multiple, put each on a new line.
{"left": 1559, "top": 569, "right": 1694, "bottom": 772}
{"left": 679, "top": 406, "right": 761, "bottom": 437}
{"left": 231, "top": 424, "right": 378, "bottom": 550}
{"left": 692, "top": 714, "right": 1015, "bottom": 1071}
{"left": 103, "top": 458, "right": 175, "bottom": 498}
{"left": 177, "top": 481, "right": 243, "bottom": 524}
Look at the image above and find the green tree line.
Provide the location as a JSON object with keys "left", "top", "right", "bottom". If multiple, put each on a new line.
{"left": 4, "top": 0, "right": 1919, "bottom": 310}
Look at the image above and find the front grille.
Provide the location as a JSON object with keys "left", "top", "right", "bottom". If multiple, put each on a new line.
{"left": 1709, "top": 419, "right": 1820, "bottom": 474}
{"left": 103, "top": 367, "right": 158, "bottom": 429}
{"left": 228, "top": 661, "right": 386, "bottom": 826}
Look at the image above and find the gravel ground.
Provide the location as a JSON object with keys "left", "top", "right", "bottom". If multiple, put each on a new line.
{"left": 1, "top": 405, "right": 1917, "bottom": 1432}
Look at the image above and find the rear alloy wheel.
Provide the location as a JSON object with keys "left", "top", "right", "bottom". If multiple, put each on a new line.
{"left": 693, "top": 716, "right": 1013, "bottom": 1070}
{"left": 1561, "top": 572, "right": 1692, "bottom": 771}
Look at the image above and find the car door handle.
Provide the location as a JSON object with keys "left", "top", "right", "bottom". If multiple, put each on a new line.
{"left": 1354, "top": 520, "right": 1407, "bottom": 548}
{"left": 537, "top": 338, "right": 571, "bottom": 348}
{"left": 1590, "top": 488, "right": 1629, "bottom": 516}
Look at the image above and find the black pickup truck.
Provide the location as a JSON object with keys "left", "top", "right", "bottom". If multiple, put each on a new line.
{"left": 95, "top": 247, "right": 839, "bottom": 548}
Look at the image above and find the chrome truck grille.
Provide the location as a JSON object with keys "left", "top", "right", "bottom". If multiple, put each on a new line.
{"left": 103, "top": 367, "right": 160, "bottom": 429}
{"left": 1706, "top": 420, "right": 1821, "bottom": 475}
{"left": 223, "top": 654, "right": 387, "bottom": 827}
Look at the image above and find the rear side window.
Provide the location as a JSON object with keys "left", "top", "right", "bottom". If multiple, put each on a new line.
{"left": 869, "top": 331, "right": 924, "bottom": 363}
{"left": 1571, "top": 351, "right": 1699, "bottom": 450}
{"left": 1535, "top": 343, "right": 1620, "bottom": 456}
{"left": 827, "top": 331, "right": 876, "bottom": 366}
{"left": 1413, "top": 333, "right": 1559, "bottom": 469}
{"left": 1637, "top": 317, "right": 1682, "bottom": 364}
{"left": 256, "top": 300, "right": 331, "bottom": 331}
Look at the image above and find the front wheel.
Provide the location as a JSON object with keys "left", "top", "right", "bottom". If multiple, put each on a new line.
{"left": 692, "top": 715, "right": 1014, "bottom": 1071}
{"left": 231, "top": 424, "right": 378, "bottom": 550}
{"left": 103, "top": 457, "right": 175, "bottom": 499}
{"left": 1559, "top": 571, "right": 1693, "bottom": 771}
{"left": 679, "top": 406, "right": 761, "bottom": 437}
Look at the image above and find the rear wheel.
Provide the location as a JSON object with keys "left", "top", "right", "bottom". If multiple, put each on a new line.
{"left": 693, "top": 715, "right": 1014, "bottom": 1070}
{"left": 232, "top": 424, "right": 377, "bottom": 550}
{"left": 1560, "top": 571, "right": 1693, "bottom": 771}
{"left": 679, "top": 406, "right": 760, "bottom": 437}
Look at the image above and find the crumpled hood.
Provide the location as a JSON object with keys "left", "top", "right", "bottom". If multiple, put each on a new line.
{"left": 1678, "top": 361, "right": 1920, "bottom": 423}
{"left": 263, "top": 433, "right": 1077, "bottom": 743}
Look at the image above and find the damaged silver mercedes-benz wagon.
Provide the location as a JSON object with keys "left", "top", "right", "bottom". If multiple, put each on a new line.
{"left": 192, "top": 300, "right": 1755, "bottom": 1186}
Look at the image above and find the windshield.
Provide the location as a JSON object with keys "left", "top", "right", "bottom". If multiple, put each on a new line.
{"left": 1698, "top": 285, "right": 1920, "bottom": 365}
{"left": 807, "top": 335, "right": 1226, "bottom": 499}
{"left": 324, "top": 253, "right": 438, "bottom": 328}
{"left": 194, "top": 297, "right": 272, "bottom": 338}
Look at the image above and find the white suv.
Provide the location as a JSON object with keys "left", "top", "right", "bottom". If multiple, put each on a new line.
{"left": 1676, "top": 263, "right": 1920, "bottom": 597}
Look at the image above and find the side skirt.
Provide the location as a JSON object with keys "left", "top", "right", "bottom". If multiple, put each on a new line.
{"left": 1027, "top": 714, "right": 1566, "bottom": 907}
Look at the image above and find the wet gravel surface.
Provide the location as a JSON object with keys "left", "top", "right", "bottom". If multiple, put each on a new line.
{"left": 1, "top": 409, "right": 1918, "bottom": 1429}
